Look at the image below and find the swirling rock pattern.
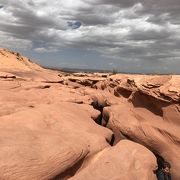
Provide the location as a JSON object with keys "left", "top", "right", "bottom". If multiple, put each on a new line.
{"left": 0, "top": 48, "right": 179, "bottom": 180}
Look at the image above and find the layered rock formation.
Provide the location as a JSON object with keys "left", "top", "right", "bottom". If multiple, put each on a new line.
{"left": 0, "top": 48, "right": 179, "bottom": 180}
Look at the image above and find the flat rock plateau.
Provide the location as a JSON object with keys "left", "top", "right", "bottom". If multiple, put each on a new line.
{"left": 0, "top": 48, "right": 179, "bottom": 180}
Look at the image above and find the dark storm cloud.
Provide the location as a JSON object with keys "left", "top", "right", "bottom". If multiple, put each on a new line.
{"left": 128, "top": 29, "right": 171, "bottom": 41}
{"left": 0, "top": 0, "right": 68, "bottom": 49}
{"left": 74, "top": 14, "right": 111, "bottom": 26}
{"left": 136, "top": 0, "right": 180, "bottom": 26}
{"left": 5, "top": 2, "right": 65, "bottom": 29}
{"left": 0, "top": 0, "right": 180, "bottom": 73}
{"left": 27, "top": 0, "right": 35, "bottom": 7}
{"left": 84, "top": 0, "right": 136, "bottom": 7}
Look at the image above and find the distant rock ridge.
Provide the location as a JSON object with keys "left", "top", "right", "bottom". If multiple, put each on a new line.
{"left": 0, "top": 48, "right": 43, "bottom": 71}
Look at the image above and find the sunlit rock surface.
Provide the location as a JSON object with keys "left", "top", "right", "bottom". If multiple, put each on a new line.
{"left": 70, "top": 140, "right": 157, "bottom": 180}
{"left": 0, "top": 48, "right": 179, "bottom": 180}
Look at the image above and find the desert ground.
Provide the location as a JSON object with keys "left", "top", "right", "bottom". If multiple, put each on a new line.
{"left": 0, "top": 48, "right": 179, "bottom": 180}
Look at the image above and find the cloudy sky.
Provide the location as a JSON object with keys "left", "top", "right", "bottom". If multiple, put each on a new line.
{"left": 0, "top": 0, "right": 180, "bottom": 73}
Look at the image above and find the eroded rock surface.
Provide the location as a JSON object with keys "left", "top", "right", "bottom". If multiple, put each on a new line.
{"left": 70, "top": 140, "right": 157, "bottom": 180}
{"left": 0, "top": 48, "right": 179, "bottom": 180}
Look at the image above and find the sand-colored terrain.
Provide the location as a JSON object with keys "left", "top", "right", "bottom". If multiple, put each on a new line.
{"left": 0, "top": 48, "right": 179, "bottom": 180}
{"left": 0, "top": 48, "right": 43, "bottom": 71}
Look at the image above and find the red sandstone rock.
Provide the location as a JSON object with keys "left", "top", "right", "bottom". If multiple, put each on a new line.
{"left": 0, "top": 48, "right": 180, "bottom": 180}
{"left": 70, "top": 140, "right": 157, "bottom": 180}
{"left": 0, "top": 102, "right": 112, "bottom": 179}
{"left": 0, "top": 48, "right": 42, "bottom": 71}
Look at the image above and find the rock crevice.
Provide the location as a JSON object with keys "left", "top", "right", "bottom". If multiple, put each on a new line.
{"left": 0, "top": 49, "right": 179, "bottom": 180}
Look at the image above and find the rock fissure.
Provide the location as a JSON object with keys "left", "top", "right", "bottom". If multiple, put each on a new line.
{"left": 87, "top": 81, "right": 180, "bottom": 179}
{"left": 0, "top": 49, "right": 179, "bottom": 180}
{"left": 91, "top": 102, "right": 115, "bottom": 146}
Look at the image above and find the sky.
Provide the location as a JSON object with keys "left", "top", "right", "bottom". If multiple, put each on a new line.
{"left": 0, "top": 0, "right": 180, "bottom": 73}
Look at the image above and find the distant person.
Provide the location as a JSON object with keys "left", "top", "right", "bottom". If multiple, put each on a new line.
{"left": 156, "top": 161, "right": 171, "bottom": 180}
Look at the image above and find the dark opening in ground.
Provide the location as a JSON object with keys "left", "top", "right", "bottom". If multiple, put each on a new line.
{"left": 91, "top": 101, "right": 115, "bottom": 146}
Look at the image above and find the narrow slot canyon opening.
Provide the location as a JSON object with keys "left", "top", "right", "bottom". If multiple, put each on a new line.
{"left": 90, "top": 98, "right": 170, "bottom": 176}
{"left": 152, "top": 153, "right": 172, "bottom": 179}
{"left": 91, "top": 101, "right": 107, "bottom": 126}
{"left": 154, "top": 153, "right": 170, "bottom": 172}
{"left": 155, "top": 154, "right": 165, "bottom": 171}
{"left": 109, "top": 134, "right": 115, "bottom": 146}
{"left": 91, "top": 100, "right": 115, "bottom": 146}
